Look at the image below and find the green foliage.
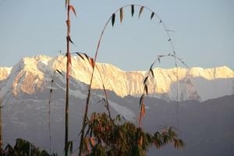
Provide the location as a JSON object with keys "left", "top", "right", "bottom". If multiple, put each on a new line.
{"left": 1, "top": 138, "right": 56, "bottom": 156}
{"left": 80, "top": 112, "right": 184, "bottom": 156}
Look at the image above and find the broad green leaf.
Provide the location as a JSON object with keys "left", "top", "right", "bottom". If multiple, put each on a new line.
{"left": 120, "top": 7, "right": 123, "bottom": 23}
{"left": 150, "top": 12, "right": 155, "bottom": 20}
{"left": 138, "top": 6, "right": 144, "bottom": 18}
{"left": 131, "top": 5, "right": 135, "bottom": 17}
{"left": 111, "top": 13, "right": 116, "bottom": 27}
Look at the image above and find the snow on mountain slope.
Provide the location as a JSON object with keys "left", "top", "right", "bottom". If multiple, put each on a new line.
{"left": 0, "top": 55, "right": 234, "bottom": 102}
{"left": 0, "top": 67, "right": 11, "bottom": 81}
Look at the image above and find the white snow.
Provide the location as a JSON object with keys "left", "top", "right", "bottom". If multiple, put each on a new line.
{"left": 0, "top": 55, "right": 234, "bottom": 102}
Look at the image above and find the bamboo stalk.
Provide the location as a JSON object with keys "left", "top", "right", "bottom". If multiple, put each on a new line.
{"left": 65, "top": 0, "right": 70, "bottom": 155}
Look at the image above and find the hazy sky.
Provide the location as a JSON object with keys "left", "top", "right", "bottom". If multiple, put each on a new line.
{"left": 0, "top": 0, "right": 233, "bottom": 71}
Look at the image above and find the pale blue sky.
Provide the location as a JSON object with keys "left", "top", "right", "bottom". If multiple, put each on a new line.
{"left": 0, "top": 0, "right": 233, "bottom": 71}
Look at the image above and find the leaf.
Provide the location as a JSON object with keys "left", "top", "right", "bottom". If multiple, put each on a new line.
{"left": 69, "top": 5, "right": 77, "bottom": 16}
{"left": 138, "top": 6, "right": 144, "bottom": 18}
{"left": 144, "top": 85, "right": 148, "bottom": 94}
{"left": 56, "top": 70, "right": 63, "bottom": 76}
{"left": 89, "top": 58, "right": 95, "bottom": 69}
{"left": 67, "top": 36, "right": 74, "bottom": 44}
{"left": 139, "top": 94, "right": 144, "bottom": 105}
{"left": 131, "top": 5, "right": 135, "bottom": 17}
{"left": 89, "top": 137, "right": 96, "bottom": 147}
{"left": 150, "top": 12, "right": 155, "bottom": 20}
{"left": 120, "top": 7, "right": 123, "bottom": 23}
{"left": 139, "top": 135, "right": 143, "bottom": 146}
{"left": 143, "top": 76, "right": 148, "bottom": 84}
{"left": 75, "top": 52, "right": 85, "bottom": 60}
{"left": 83, "top": 53, "right": 89, "bottom": 60}
{"left": 111, "top": 13, "right": 116, "bottom": 27}
{"left": 158, "top": 57, "right": 161, "bottom": 63}
{"left": 150, "top": 68, "right": 155, "bottom": 77}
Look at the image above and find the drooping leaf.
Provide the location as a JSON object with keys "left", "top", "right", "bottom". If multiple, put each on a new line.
{"left": 111, "top": 13, "right": 116, "bottom": 27}
{"left": 89, "top": 58, "right": 95, "bottom": 69}
{"left": 144, "top": 85, "right": 148, "bottom": 94}
{"left": 56, "top": 70, "right": 63, "bottom": 76}
{"left": 131, "top": 5, "right": 135, "bottom": 17}
{"left": 143, "top": 76, "right": 148, "bottom": 84}
{"left": 158, "top": 57, "right": 161, "bottom": 63}
{"left": 139, "top": 94, "right": 144, "bottom": 105}
{"left": 67, "top": 36, "right": 74, "bottom": 44}
{"left": 83, "top": 53, "right": 89, "bottom": 60}
{"left": 120, "top": 7, "right": 123, "bottom": 23}
{"left": 69, "top": 5, "right": 77, "bottom": 16}
{"left": 138, "top": 6, "right": 144, "bottom": 18}
{"left": 150, "top": 68, "right": 155, "bottom": 77}
{"left": 150, "top": 12, "right": 155, "bottom": 20}
{"left": 75, "top": 52, "right": 85, "bottom": 60}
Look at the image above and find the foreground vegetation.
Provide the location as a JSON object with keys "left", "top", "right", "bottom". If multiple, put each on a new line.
{"left": 0, "top": 1, "right": 186, "bottom": 155}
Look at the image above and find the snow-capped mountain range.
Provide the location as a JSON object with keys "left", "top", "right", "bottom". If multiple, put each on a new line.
{"left": 0, "top": 55, "right": 234, "bottom": 103}
{"left": 1, "top": 55, "right": 234, "bottom": 156}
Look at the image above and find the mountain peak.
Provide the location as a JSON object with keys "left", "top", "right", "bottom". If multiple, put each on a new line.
{"left": 0, "top": 55, "right": 233, "bottom": 102}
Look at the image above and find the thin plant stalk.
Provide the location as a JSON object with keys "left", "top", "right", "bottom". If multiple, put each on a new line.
{"left": 65, "top": 0, "right": 71, "bottom": 155}
{"left": 0, "top": 100, "right": 2, "bottom": 150}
